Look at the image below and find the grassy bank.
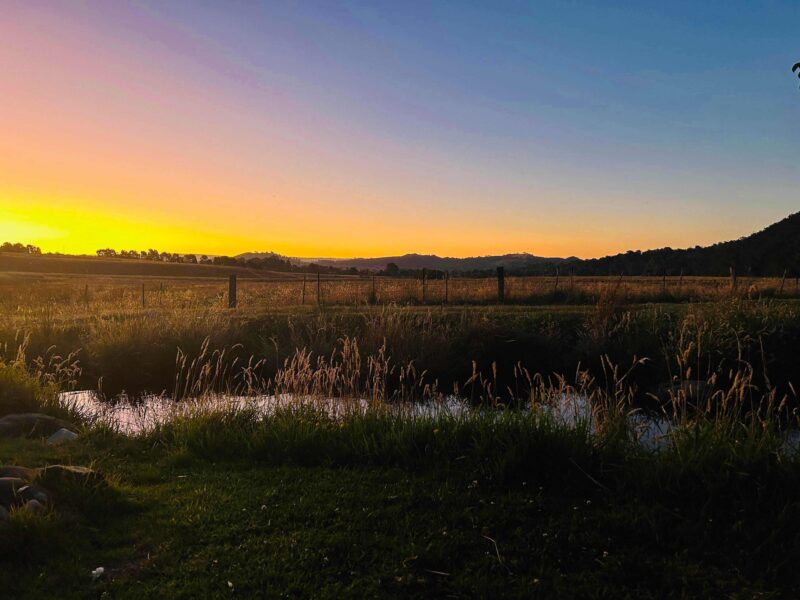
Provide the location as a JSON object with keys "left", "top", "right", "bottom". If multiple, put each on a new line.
{"left": 1, "top": 342, "right": 799, "bottom": 597}
{"left": 3, "top": 299, "right": 800, "bottom": 406}
{"left": 1, "top": 405, "right": 798, "bottom": 598}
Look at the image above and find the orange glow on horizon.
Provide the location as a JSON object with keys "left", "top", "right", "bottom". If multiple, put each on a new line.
{"left": 1, "top": 193, "right": 749, "bottom": 260}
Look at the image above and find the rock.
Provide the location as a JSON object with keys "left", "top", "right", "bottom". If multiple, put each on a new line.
{"left": 24, "top": 499, "right": 45, "bottom": 513}
{"left": 37, "top": 465, "right": 106, "bottom": 489}
{"left": 0, "top": 477, "right": 25, "bottom": 508}
{"left": 47, "top": 428, "right": 79, "bottom": 444}
{"left": 0, "top": 466, "right": 37, "bottom": 481}
{"left": 0, "top": 413, "right": 77, "bottom": 438}
{"left": 0, "top": 505, "right": 8, "bottom": 522}
{"left": 18, "top": 484, "right": 50, "bottom": 505}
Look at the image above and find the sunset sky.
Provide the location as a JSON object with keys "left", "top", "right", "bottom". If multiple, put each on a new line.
{"left": 2, "top": 1, "right": 798, "bottom": 259}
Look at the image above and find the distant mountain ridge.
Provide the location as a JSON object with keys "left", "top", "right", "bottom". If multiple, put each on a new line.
{"left": 236, "top": 252, "right": 570, "bottom": 272}
{"left": 237, "top": 212, "right": 800, "bottom": 277}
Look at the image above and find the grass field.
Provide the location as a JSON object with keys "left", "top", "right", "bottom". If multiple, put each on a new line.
{"left": 3, "top": 422, "right": 798, "bottom": 599}
{"left": 2, "top": 270, "right": 800, "bottom": 596}
{"left": 2, "top": 256, "right": 800, "bottom": 312}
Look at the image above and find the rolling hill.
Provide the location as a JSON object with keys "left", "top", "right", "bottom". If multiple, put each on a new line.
{"left": 561, "top": 211, "right": 800, "bottom": 277}
{"left": 238, "top": 252, "right": 570, "bottom": 272}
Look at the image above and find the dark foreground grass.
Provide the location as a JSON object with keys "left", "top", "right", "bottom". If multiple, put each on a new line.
{"left": 1, "top": 422, "right": 798, "bottom": 599}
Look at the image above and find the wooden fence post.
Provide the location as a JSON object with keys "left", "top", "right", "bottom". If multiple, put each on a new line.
{"left": 317, "top": 272, "right": 321, "bottom": 306}
{"left": 497, "top": 267, "right": 505, "bottom": 303}
{"left": 662, "top": 272, "right": 667, "bottom": 295}
{"left": 141, "top": 283, "right": 146, "bottom": 308}
{"left": 301, "top": 275, "right": 306, "bottom": 305}
{"left": 678, "top": 269, "right": 684, "bottom": 294}
{"left": 228, "top": 275, "right": 237, "bottom": 309}
{"left": 422, "top": 268, "right": 427, "bottom": 304}
{"left": 779, "top": 269, "right": 787, "bottom": 296}
{"left": 729, "top": 266, "right": 737, "bottom": 292}
{"left": 84, "top": 284, "right": 89, "bottom": 306}
{"left": 554, "top": 267, "right": 559, "bottom": 294}
{"left": 444, "top": 272, "right": 449, "bottom": 304}
{"left": 371, "top": 275, "right": 376, "bottom": 304}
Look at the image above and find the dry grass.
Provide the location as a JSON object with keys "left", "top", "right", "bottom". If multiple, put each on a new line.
{"left": 1, "top": 272, "right": 798, "bottom": 315}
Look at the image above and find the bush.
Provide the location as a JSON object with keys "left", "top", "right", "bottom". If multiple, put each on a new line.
{"left": 0, "top": 361, "right": 56, "bottom": 416}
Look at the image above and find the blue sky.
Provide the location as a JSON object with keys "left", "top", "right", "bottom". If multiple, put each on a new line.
{"left": 3, "top": 0, "right": 799, "bottom": 256}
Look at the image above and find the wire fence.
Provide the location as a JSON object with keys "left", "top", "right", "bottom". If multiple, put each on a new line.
{"left": 2, "top": 270, "right": 799, "bottom": 316}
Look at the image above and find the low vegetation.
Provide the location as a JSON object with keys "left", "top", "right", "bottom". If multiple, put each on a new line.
{"left": 2, "top": 273, "right": 800, "bottom": 596}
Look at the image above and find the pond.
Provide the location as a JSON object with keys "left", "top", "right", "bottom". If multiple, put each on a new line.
{"left": 58, "top": 391, "right": 799, "bottom": 454}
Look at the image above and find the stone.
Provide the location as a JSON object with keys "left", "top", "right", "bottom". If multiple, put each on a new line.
{"left": 37, "top": 465, "right": 106, "bottom": 490}
{"left": 47, "top": 428, "right": 79, "bottom": 444}
{"left": 0, "top": 413, "right": 77, "bottom": 438}
{"left": 18, "top": 484, "right": 51, "bottom": 505}
{"left": 0, "top": 477, "right": 25, "bottom": 508}
{"left": 0, "top": 466, "right": 37, "bottom": 481}
{"left": 24, "top": 499, "right": 45, "bottom": 513}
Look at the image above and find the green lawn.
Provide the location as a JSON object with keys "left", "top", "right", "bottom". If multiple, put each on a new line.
{"left": 1, "top": 435, "right": 794, "bottom": 599}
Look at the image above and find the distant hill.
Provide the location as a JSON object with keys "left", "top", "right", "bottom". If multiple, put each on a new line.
{"left": 238, "top": 252, "right": 570, "bottom": 272}
{"left": 562, "top": 212, "right": 800, "bottom": 277}
{"left": 238, "top": 212, "right": 800, "bottom": 277}
{"left": 0, "top": 252, "right": 300, "bottom": 279}
{"left": 235, "top": 251, "right": 290, "bottom": 263}
{"left": 7, "top": 212, "right": 798, "bottom": 280}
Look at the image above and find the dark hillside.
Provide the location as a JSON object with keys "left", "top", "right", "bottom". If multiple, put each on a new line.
{"left": 562, "top": 212, "right": 800, "bottom": 277}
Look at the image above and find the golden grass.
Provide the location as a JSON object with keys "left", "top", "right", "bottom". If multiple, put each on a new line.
{"left": 0, "top": 272, "right": 797, "bottom": 315}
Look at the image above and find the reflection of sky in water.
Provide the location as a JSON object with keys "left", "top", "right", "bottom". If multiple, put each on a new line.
{"left": 60, "top": 391, "right": 798, "bottom": 454}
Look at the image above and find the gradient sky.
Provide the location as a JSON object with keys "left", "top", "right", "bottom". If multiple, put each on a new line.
{"left": 1, "top": 1, "right": 799, "bottom": 258}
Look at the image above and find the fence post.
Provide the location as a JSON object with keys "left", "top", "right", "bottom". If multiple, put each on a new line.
{"left": 84, "top": 283, "right": 89, "bottom": 306}
{"left": 141, "top": 283, "right": 146, "bottom": 308}
{"left": 662, "top": 271, "right": 667, "bottom": 295}
{"left": 228, "top": 275, "right": 237, "bottom": 308}
{"left": 779, "top": 270, "right": 787, "bottom": 296}
{"left": 372, "top": 275, "right": 376, "bottom": 304}
{"left": 444, "top": 272, "right": 449, "bottom": 304}
{"left": 554, "top": 267, "right": 559, "bottom": 294}
{"left": 729, "top": 266, "right": 737, "bottom": 292}
{"left": 497, "top": 267, "right": 505, "bottom": 303}
{"left": 422, "top": 268, "right": 427, "bottom": 304}
{"left": 301, "top": 275, "right": 307, "bottom": 305}
{"left": 678, "top": 269, "right": 684, "bottom": 294}
{"left": 317, "top": 272, "right": 321, "bottom": 306}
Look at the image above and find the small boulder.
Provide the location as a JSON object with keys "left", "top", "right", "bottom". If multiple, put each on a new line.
{"left": 0, "top": 466, "right": 37, "bottom": 481}
{"left": 24, "top": 499, "right": 45, "bottom": 513}
{"left": 0, "top": 477, "right": 25, "bottom": 509}
{"left": 47, "top": 428, "right": 79, "bottom": 444}
{"left": 0, "top": 413, "right": 76, "bottom": 438}
{"left": 37, "top": 465, "right": 106, "bottom": 490}
{"left": 18, "top": 484, "right": 51, "bottom": 505}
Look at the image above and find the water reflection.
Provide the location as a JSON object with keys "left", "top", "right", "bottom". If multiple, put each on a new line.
{"left": 59, "top": 391, "right": 796, "bottom": 453}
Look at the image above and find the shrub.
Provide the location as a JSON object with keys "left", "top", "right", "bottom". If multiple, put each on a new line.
{"left": 0, "top": 361, "right": 56, "bottom": 416}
